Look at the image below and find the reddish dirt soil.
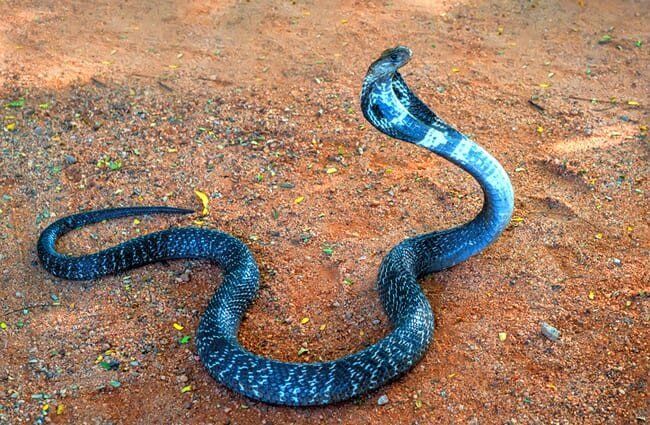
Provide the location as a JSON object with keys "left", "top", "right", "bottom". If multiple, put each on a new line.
{"left": 0, "top": 0, "right": 648, "bottom": 424}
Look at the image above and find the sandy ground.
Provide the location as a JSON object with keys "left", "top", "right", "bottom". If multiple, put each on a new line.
{"left": 0, "top": 0, "right": 648, "bottom": 423}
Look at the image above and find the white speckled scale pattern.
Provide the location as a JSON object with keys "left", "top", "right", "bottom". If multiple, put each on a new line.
{"left": 37, "top": 47, "right": 513, "bottom": 406}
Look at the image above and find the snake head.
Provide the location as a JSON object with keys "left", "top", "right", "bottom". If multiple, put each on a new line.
{"left": 365, "top": 46, "right": 412, "bottom": 82}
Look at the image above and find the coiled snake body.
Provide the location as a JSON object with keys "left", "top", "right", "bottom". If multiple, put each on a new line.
{"left": 38, "top": 47, "right": 514, "bottom": 406}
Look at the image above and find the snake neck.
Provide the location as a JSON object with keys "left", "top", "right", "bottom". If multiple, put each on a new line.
{"left": 362, "top": 76, "right": 514, "bottom": 273}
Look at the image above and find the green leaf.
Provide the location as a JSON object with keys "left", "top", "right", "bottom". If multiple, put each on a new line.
{"left": 598, "top": 34, "right": 612, "bottom": 44}
{"left": 109, "top": 380, "right": 121, "bottom": 388}
{"left": 7, "top": 98, "right": 25, "bottom": 108}
{"left": 99, "top": 361, "right": 113, "bottom": 371}
{"left": 179, "top": 335, "right": 191, "bottom": 345}
{"left": 108, "top": 160, "right": 122, "bottom": 171}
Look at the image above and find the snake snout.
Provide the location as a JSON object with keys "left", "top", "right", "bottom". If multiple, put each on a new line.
{"left": 379, "top": 45, "right": 412, "bottom": 66}
{"left": 366, "top": 45, "right": 413, "bottom": 81}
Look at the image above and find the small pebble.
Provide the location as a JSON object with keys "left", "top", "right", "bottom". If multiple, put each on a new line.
{"left": 612, "top": 258, "right": 622, "bottom": 267}
{"left": 377, "top": 394, "right": 389, "bottom": 406}
{"left": 541, "top": 322, "right": 560, "bottom": 341}
{"left": 175, "top": 270, "right": 191, "bottom": 283}
{"left": 64, "top": 155, "right": 77, "bottom": 165}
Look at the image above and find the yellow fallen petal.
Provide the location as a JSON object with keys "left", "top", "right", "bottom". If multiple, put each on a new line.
{"left": 194, "top": 190, "right": 209, "bottom": 216}
{"left": 294, "top": 196, "right": 305, "bottom": 204}
{"left": 0, "top": 322, "right": 6, "bottom": 330}
{"left": 326, "top": 167, "right": 337, "bottom": 174}
{"left": 56, "top": 404, "right": 65, "bottom": 415}
{"left": 451, "top": 67, "right": 460, "bottom": 73}
{"left": 5, "top": 123, "right": 16, "bottom": 131}
{"left": 319, "top": 324, "right": 326, "bottom": 331}
{"left": 539, "top": 83, "right": 550, "bottom": 88}
{"left": 173, "top": 323, "right": 184, "bottom": 331}
{"left": 498, "top": 332, "right": 507, "bottom": 341}
{"left": 133, "top": 218, "right": 141, "bottom": 225}
{"left": 588, "top": 290, "right": 595, "bottom": 300}
{"left": 627, "top": 100, "right": 640, "bottom": 106}
{"left": 300, "top": 317, "right": 310, "bottom": 324}
{"left": 181, "top": 385, "right": 192, "bottom": 393}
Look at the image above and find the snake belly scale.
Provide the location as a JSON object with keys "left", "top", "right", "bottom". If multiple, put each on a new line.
{"left": 37, "top": 46, "right": 514, "bottom": 406}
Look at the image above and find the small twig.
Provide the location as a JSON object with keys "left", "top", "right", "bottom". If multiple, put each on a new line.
{"left": 567, "top": 95, "right": 647, "bottom": 110}
{"left": 130, "top": 73, "right": 156, "bottom": 79}
{"left": 3, "top": 303, "right": 61, "bottom": 316}
{"left": 556, "top": 275, "right": 587, "bottom": 283}
{"left": 198, "top": 76, "right": 234, "bottom": 86}
{"left": 157, "top": 81, "right": 173, "bottom": 92}
{"left": 568, "top": 95, "right": 611, "bottom": 103}
{"left": 527, "top": 99, "right": 545, "bottom": 112}
{"left": 90, "top": 77, "right": 107, "bottom": 88}
{"left": 593, "top": 105, "right": 617, "bottom": 112}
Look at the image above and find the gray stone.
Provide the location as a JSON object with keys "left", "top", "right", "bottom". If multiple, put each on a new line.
{"left": 541, "top": 322, "right": 560, "bottom": 341}
{"left": 377, "top": 394, "right": 389, "bottom": 405}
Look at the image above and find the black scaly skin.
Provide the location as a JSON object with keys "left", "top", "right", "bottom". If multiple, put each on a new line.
{"left": 37, "top": 46, "right": 514, "bottom": 406}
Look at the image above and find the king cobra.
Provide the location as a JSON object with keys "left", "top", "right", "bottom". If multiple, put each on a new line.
{"left": 37, "top": 46, "right": 514, "bottom": 406}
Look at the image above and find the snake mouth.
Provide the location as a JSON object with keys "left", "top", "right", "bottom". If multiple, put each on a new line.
{"left": 366, "top": 45, "right": 413, "bottom": 81}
